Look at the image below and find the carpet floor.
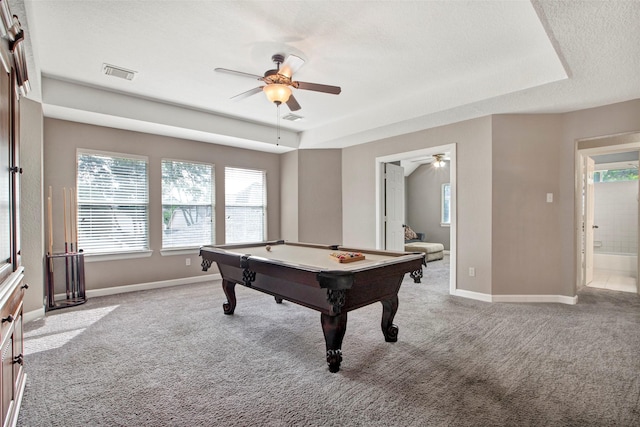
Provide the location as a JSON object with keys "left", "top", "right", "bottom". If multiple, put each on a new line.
{"left": 16, "top": 256, "right": 640, "bottom": 426}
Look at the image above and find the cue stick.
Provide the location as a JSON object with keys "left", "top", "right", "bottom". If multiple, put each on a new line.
{"left": 63, "top": 187, "right": 71, "bottom": 299}
{"left": 72, "top": 187, "right": 78, "bottom": 249}
{"left": 47, "top": 187, "right": 54, "bottom": 307}
{"left": 47, "top": 186, "right": 53, "bottom": 256}
{"left": 47, "top": 186, "right": 53, "bottom": 271}
{"left": 70, "top": 187, "right": 77, "bottom": 298}
{"left": 63, "top": 187, "right": 68, "bottom": 252}
{"left": 75, "top": 187, "right": 80, "bottom": 298}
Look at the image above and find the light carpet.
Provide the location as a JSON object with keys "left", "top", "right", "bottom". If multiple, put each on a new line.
{"left": 17, "top": 257, "right": 640, "bottom": 426}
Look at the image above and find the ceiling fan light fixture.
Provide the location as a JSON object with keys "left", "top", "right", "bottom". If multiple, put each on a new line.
{"left": 263, "top": 84, "right": 291, "bottom": 105}
{"left": 433, "top": 154, "right": 447, "bottom": 168}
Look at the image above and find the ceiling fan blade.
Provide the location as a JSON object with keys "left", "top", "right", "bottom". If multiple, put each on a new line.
{"left": 215, "top": 68, "right": 264, "bottom": 80}
{"left": 279, "top": 54, "right": 305, "bottom": 78}
{"left": 230, "top": 86, "right": 263, "bottom": 100}
{"left": 295, "top": 81, "right": 341, "bottom": 95}
{"left": 286, "top": 94, "right": 301, "bottom": 111}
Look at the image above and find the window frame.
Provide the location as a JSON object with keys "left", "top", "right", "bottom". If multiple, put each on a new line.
{"left": 441, "top": 182, "right": 451, "bottom": 227}
{"left": 161, "top": 158, "right": 215, "bottom": 250}
{"left": 224, "top": 166, "right": 267, "bottom": 244}
{"left": 593, "top": 167, "right": 639, "bottom": 183}
{"left": 76, "top": 148, "right": 150, "bottom": 257}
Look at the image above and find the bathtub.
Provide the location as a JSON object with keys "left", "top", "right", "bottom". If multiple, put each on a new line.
{"left": 594, "top": 253, "right": 638, "bottom": 277}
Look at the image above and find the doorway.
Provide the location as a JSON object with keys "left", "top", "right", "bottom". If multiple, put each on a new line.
{"left": 576, "top": 132, "right": 640, "bottom": 296}
{"left": 375, "top": 144, "right": 457, "bottom": 294}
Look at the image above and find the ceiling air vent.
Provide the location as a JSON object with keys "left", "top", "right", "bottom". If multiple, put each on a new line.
{"left": 282, "top": 113, "right": 303, "bottom": 122}
{"left": 102, "top": 63, "right": 137, "bottom": 81}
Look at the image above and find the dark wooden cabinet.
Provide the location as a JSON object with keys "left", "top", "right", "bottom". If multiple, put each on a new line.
{"left": 0, "top": 272, "right": 25, "bottom": 427}
{"left": 0, "top": 1, "right": 30, "bottom": 425}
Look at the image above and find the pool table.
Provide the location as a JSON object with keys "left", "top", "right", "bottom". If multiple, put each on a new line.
{"left": 199, "top": 241, "right": 425, "bottom": 372}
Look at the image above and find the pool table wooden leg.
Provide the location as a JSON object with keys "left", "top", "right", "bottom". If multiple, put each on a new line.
{"left": 221, "top": 279, "right": 237, "bottom": 314}
{"left": 321, "top": 312, "right": 347, "bottom": 373}
{"left": 410, "top": 268, "right": 423, "bottom": 283}
{"left": 380, "top": 295, "right": 399, "bottom": 342}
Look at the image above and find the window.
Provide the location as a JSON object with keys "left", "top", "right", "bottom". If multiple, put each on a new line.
{"left": 225, "top": 167, "right": 266, "bottom": 243}
{"left": 441, "top": 183, "right": 451, "bottom": 226}
{"left": 76, "top": 150, "right": 149, "bottom": 254}
{"left": 162, "top": 160, "right": 214, "bottom": 248}
{"left": 593, "top": 168, "right": 638, "bottom": 183}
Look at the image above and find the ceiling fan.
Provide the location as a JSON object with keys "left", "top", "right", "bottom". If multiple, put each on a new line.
{"left": 215, "top": 54, "right": 341, "bottom": 112}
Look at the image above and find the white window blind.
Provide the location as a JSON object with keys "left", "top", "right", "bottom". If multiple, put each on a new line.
{"left": 225, "top": 167, "right": 266, "bottom": 243}
{"left": 162, "top": 160, "right": 214, "bottom": 248}
{"left": 76, "top": 150, "right": 149, "bottom": 253}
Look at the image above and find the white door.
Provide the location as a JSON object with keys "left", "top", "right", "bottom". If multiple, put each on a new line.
{"left": 585, "top": 156, "right": 595, "bottom": 285}
{"left": 384, "top": 163, "right": 405, "bottom": 251}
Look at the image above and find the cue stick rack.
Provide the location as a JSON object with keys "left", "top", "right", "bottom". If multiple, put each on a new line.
{"left": 45, "top": 186, "right": 87, "bottom": 311}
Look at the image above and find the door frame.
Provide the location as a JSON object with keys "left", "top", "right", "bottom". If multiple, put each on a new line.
{"left": 575, "top": 132, "right": 640, "bottom": 295}
{"left": 375, "top": 143, "right": 457, "bottom": 294}
{"left": 584, "top": 156, "right": 595, "bottom": 286}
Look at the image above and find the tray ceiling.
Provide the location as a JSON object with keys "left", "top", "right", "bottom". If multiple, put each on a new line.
{"left": 13, "top": 0, "right": 640, "bottom": 152}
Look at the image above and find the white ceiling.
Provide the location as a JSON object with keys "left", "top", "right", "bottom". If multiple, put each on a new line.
{"left": 12, "top": 0, "right": 640, "bottom": 153}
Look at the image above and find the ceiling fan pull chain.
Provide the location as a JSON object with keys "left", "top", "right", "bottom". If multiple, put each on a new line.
{"left": 277, "top": 104, "right": 280, "bottom": 146}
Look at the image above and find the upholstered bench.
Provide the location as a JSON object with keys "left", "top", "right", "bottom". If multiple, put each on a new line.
{"left": 404, "top": 242, "right": 444, "bottom": 262}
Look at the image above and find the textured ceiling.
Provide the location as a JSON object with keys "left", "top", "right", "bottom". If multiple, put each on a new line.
{"left": 13, "top": 0, "right": 640, "bottom": 153}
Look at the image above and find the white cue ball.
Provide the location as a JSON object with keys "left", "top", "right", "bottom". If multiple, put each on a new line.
{"left": 265, "top": 245, "right": 271, "bottom": 252}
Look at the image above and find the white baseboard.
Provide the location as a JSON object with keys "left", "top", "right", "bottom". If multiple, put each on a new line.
{"left": 453, "top": 289, "right": 578, "bottom": 305}
{"left": 24, "top": 307, "right": 46, "bottom": 323}
{"left": 491, "top": 294, "right": 578, "bottom": 305}
{"left": 453, "top": 289, "right": 493, "bottom": 302}
{"left": 86, "top": 274, "right": 221, "bottom": 298}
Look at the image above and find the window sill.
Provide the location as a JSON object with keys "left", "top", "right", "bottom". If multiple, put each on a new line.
{"left": 440, "top": 223, "right": 451, "bottom": 228}
{"left": 84, "top": 250, "right": 153, "bottom": 263}
{"left": 160, "top": 247, "right": 202, "bottom": 256}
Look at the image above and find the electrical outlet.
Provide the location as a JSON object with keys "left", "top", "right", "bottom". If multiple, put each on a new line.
{"left": 469, "top": 267, "right": 475, "bottom": 277}
{"left": 185, "top": 258, "right": 191, "bottom": 266}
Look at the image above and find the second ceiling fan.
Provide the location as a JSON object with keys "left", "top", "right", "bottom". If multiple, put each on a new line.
{"left": 215, "top": 54, "right": 341, "bottom": 111}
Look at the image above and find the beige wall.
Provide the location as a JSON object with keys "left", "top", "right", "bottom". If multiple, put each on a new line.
{"left": 342, "top": 117, "right": 493, "bottom": 294}
{"left": 298, "top": 149, "right": 342, "bottom": 244}
{"left": 280, "top": 149, "right": 342, "bottom": 244}
{"left": 23, "top": 97, "right": 640, "bottom": 315}
{"left": 280, "top": 150, "right": 298, "bottom": 241}
{"left": 560, "top": 99, "right": 640, "bottom": 294}
{"left": 406, "top": 164, "right": 451, "bottom": 250}
{"left": 20, "top": 98, "right": 45, "bottom": 315}
{"left": 491, "top": 114, "right": 564, "bottom": 295}
{"left": 43, "top": 118, "right": 281, "bottom": 290}
{"left": 341, "top": 99, "right": 639, "bottom": 298}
